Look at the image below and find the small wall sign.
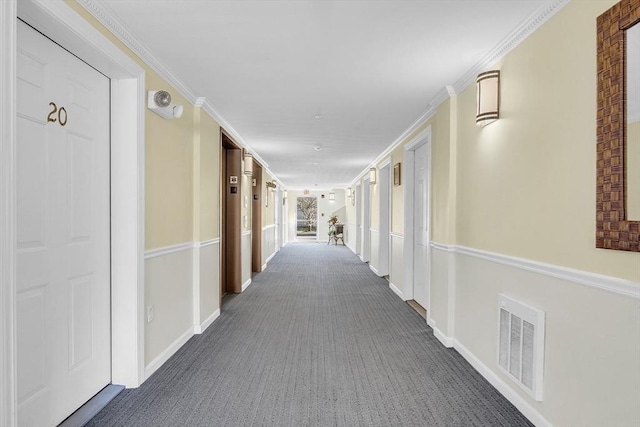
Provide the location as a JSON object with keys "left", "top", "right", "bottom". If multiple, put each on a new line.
{"left": 230, "top": 176, "right": 238, "bottom": 184}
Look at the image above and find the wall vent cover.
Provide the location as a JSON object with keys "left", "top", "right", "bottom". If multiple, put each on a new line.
{"left": 497, "top": 294, "right": 545, "bottom": 401}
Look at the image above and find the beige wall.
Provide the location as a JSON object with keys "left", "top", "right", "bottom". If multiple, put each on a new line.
{"left": 66, "top": 1, "right": 205, "bottom": 250}
{"left": 345, "top": 1, "right": 639, "bottom": 425}
{"left": 198, "top": 111, "right": 221, "bottom": 240}
{"left": 390, "top": 144, "right": 405, "bottom": 234}
{"left": 262, "top": 169, "right": 276, "bottom": 227}
{"left": 67, "top": 0, "right": 224, "bottom": 370}
{"left": 456, "top": 0, "right": 638, "bottom": 282}
{"left": 145, "top": 74, "right": 194, "bottom": 249}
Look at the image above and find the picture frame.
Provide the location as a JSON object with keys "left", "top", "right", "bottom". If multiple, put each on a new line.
{"left": 393, "top": 162, "right": 401, "bottom": 186}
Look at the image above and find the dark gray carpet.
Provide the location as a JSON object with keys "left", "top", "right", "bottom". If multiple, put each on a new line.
{"left": 87, "top": 243, "right": 533, "bottom": 427}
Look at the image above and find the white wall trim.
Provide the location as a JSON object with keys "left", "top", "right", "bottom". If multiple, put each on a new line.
{"left": 0, "top": 1, "right": 17, "bottom": 425}
{"left": 450, "top": 0, "right": 570, "bottom": 95}
{"left": 435, "top": 243, "right": 640, "bottom": 300}
{"left": 74, "top": 0, "right": 275, "bottom": 173}
{"left": 431, "top": 241, "right": 639, "bottom": 299}
{"left": 242, "top": 278, "right": 252, "bottom": 291}
{"left": 350, "top": 108, "right": 437, "bottom": 186}
{"left": 348, "top": 1, "right": 569, "bottom": 188}
{"left": 262, "top": 224, "right": 276, "bottom": 231}
{"left": 242, "top": 230, "right": 251, "bottom": 236}
{"left": 145, "top": 242, "right": 194, "bottom": 259}
{"left": 265, "top": 251, "right": 276, "bottom": 265}
{"left": 192, "top": 245, "right": 201, "bottom": 337}
{"left": 453, "top": 339, "right": 552, "bottom": 427}
{"left": 369, "top": 264, "right": 380, "bottom": 276}
{"left": 144, "top": 326, "right": 194, "bottom": 380}
{"left": 390, "top": 232, "right": 404, "bottom": 239}
{"left": 194, "top": 308, "right": 220, "bottom": 335}
{"left": 145, "top": 239, "right": 222, "bottom": 258}
{"left": 429, "top": 241, "right": 455, "bottom": 253}
{"left": 198, "top": 238, "right": 220, "bottom": 248}
{"left": 378, "top": 157, "right": 392, "bottom": 169}
{"left": 432, "top": 325, "right": 454, "bottom": 349}
{"left": 389, "top": 282, "right": 405, "bottom": 300}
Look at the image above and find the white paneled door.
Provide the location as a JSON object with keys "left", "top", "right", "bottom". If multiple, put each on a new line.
{"left": 16, "top": 21, "right": 111, "bottom": 427}
{"left": 413, "top": 143, "right": 429, "bottom": 309}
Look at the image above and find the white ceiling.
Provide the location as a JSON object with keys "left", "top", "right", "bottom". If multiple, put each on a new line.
{"left": 89, "top": 0, "right": 560, "bottom": 189}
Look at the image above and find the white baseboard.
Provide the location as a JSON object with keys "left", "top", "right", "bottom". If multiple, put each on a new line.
{"left": 432, "top": 325, "right": 454, "bottom": 348}
{"left": 389, "top": 282, "right": 405, "bottom": 300}
{"left": 261, "top": 263, "right": 267, "bottom": 271}
{"left": 453, "top": 339, "right": 552, "bottom": 427}
{"left": 426, "top": 316, "right": 436, "bottom": 328}
{"left": 265, "top": 251, "right": 276, "bottom": 265}
{"left": 144, "top": 326, "right": 194, "bottom": 380}
{"left": 194, "top": 308, "right": 220, "bottom": 334}
{"left": 369, "top": 264, "right": 379, "bottom": 275}
{"left": 242, "top": 278, "right": 252, "bottom": 291}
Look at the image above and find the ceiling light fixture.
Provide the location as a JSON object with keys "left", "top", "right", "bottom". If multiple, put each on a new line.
{"left": 369, "top": 167, "right": 377, "bottom": 184}
{"left": 314, "top": 114, "right": 323, "bottom": 120}
{"left": 476, "top": 70, "right": 500, "bottom": 126}
{"left": 328, "top": 192, "right": 335, "bottom": 201}
{"left": 314, "top": 146, "right": 322, "bottom": 151}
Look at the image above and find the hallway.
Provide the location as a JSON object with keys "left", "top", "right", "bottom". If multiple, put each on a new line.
{"left": 87, "top": 243, "right": 531, "bottom": 426}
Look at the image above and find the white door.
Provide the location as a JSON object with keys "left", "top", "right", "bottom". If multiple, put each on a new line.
{"left": 378, "top": 164, "right": 390, "bottom": 277}
{"left": 16, "top": 21, "right": 111, "bottom": 427}
{"left": 355, "top": 184, "right": 361, "bottom": 255}
{"left": 413, "top": 143, "right": 429, "bottom": 309}
{"left": 362, "top": 179, "right": 371, "bottom": 262}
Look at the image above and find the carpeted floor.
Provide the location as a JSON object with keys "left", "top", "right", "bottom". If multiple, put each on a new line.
{"left": 86, "top": 242, "right": 532, "bottom": 427}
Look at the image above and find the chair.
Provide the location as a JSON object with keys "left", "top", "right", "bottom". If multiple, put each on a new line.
{"left": 328, "top": 224, "right": 344, "bottom": 245}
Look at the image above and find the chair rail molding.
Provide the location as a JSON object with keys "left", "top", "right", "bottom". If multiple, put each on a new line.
{"left": 430, "top": 242, "right": 640, "bottom": 299}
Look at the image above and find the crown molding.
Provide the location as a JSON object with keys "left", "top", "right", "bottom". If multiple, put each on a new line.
{"left": 350, "top": 105, "right": 437, "bottom": 187}
{"left": 451, "top": 0, "right": 570, "bottom": 95}
{"left": 76, "top": 0, "right": 270, "bottom": 171}
{"left": 349, "top": 0, "right": 570, "bottom": 187}
{"left": 77, "top": 0, "right": 199, "bottom": 103}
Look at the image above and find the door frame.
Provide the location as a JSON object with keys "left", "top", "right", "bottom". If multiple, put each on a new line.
{"left": 377, "top": 158, "right": 392, "bottom": 277}
{"left": 403, "top": 126, "right": 432, "bottom": 305}
{"left": 2, "top": 2, "right": 146, "bottom": 425}
{"left": 355, "top": 183, "right": 361, "bottom": 255}
{"left": 362, "top": 178, "right": 371, "bottom": 262}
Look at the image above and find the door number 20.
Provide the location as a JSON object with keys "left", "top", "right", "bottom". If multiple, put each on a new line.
{"left": 47, "top": 102, "right": 68, "bottom": 127}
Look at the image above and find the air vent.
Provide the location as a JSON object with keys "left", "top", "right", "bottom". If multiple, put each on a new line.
{"left": 497, "top": 294, "right": 545, "bottom": 401}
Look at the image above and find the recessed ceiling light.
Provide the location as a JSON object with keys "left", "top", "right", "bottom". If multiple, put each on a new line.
{"left": 314, "top": 146, "right": 322, "bottom": 151}
{"left": 314, "top": 114, "right": 323, "bottom": 120}
{"left": 312, "top": 162, "right": 318, "bottom": 166}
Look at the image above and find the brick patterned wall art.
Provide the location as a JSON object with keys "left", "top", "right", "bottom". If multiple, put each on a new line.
{"left": 596, "top": 0, "right": 640, "bottom": 251}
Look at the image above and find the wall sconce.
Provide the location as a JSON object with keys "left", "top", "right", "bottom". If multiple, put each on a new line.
{"left": 346, "top": 187, "right": 352, "bottom": 198}
{"left": 369, "top": 167, "right": 377, "bottom": 184}
{"left": 266, "top": 181, "right": 277, "bottom": 190}
{"left": 243, "top": 153, "right": 254, "bottom": 176}
{"left": 147, "top": 90, "right": 184, "bottom": 119}
{"left": 476, "top": 70, "right": 500, "bottom": 126}
{"left": 328, "top": 192, "right": 335, "bottom": 201}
